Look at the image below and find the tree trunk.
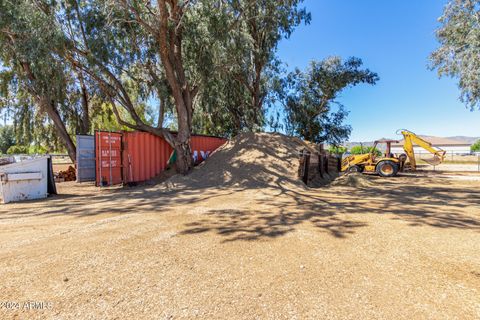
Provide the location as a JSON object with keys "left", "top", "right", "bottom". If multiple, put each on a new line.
{"left": 43, "top": 100, "right": 77, "bottom": 163}
{"left": 174, "top": 139, "right": 193, "bottom": 175}
{"left": 174, "top": 99, "right": 194, "bottom": 173}
{"left": 155, "top": 0, "right": 195, "bottom": 174}
{"left": 17, "top": 60, "right": 77, "bottom": 162}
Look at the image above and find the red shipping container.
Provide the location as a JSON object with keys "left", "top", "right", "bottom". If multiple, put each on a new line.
{"left": 95, "top": 131, "right": 123, "bottom": 186}
{"left": 95, "top": 131, "right": 227, "bottom": 186}
{"left": 123, "top": 131, "right": 173, "bottom": 183}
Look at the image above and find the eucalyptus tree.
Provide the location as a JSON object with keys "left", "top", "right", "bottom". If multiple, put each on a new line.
{"left": 430, "top": 0, "right": 480, "bottom": 110}
{"left": 1, "top": 0, "right": 312, "bottom": 169}
{"left": 214, "top": 0, "right": 311, "bottom": 133}
{"left": 284, "top": 57, "right": 379, "bottom": 145}
{"left": 0, "top": 1, "right": 78, "bottom": 161}
{"left": 61, "top": 0, "right": 308, "bottom": 171}
{"left": 56, "top": 0, "right": 229, "bottom": 173}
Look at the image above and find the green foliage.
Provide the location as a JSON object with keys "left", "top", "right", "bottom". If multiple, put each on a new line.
{"left": 350, "top": 145, "right": 382, "bottom": 156}
{"left": 2, "top": 0, "right": 382, "bottom": 159}
{"left": 28, "top": 145, "right": 48, "bottom": 154}
{"left": 7, "top": 103, "right": 65, "bottom": 153}
{"left": 0, "top": 0, "right": 94, "bottom": 161}
{"left": 193, "top": 0, "right": 310, "bottom": 137}
{"left": 89, "top": 101, "right": 154, "bottom": 132}
{"left": 0, "top": 1, "right": 68, "bottom": 108}
{"left": 471, "top": 140, "right": 480, "bottom": 152}
{"left": 327, "top": 145, "right": 347, "bottom": 155}
{"left": 5, "top": 143, "right": 51, "bottom": 155}
{"left": 0, "top": 125, "right": 15, "bottom": 154}
{"left": 7, "top": 145, "right": 28, "bottom": 155}
{"left": 284, "top": 57, "right": 379, "bottom": 144}
{"left": 430, "top": 0, "right": 480, "bottom": 110}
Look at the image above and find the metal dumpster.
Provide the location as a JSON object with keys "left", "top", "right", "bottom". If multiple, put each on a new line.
{"left": 0, "top": 157, "right": 49, "bottom": 203}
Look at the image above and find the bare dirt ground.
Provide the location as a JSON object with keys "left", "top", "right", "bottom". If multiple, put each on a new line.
{"left": 1, "top": 133, "right": 480, "bottom": 319}
{"left": 418, "top": 163, "right": 480, "bottom": 173}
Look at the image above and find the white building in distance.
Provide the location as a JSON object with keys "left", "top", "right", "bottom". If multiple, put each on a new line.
{"left": 391, "top": 136, "right": 472, "bottom": 155}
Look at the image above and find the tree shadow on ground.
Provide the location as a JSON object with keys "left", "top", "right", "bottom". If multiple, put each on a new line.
{"left": 180, "top": 208, "right": 368, "bottom": 242}
{"left": 1, "top": 135, "right": 479, "bottom": 242}
{"left": 178, "top": 173, "right": 480, "bottom": 242}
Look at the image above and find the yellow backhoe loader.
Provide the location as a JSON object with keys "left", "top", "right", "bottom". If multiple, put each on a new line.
{"left": 341, "top": 129, "right": 446, "bottom": 177}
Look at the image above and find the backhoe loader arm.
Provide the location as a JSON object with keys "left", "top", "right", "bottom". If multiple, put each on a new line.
{"left": 400, "top": 130, "right": 446, "bottom": 170}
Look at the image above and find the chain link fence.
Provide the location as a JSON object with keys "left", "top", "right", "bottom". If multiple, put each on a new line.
{"left": 416, "top": 150, "right": 480, "bottom": 172}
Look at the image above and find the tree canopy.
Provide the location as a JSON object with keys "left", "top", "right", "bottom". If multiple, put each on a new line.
{"left": 430, "top": 0, "right": 480, "bottom": 110}
{"left": 0, "top": 1, "right": 377, "bottom": 174}
{"left": 0, "top": 0, "right": 81, "bottom": 160}
{"left": 471, "top": 139, "right": 480, "bottom": 152}
{"left": 1, "top": 0, "right": 312, "bottom": 171}
{"left": 283, "top": 57, "right": 378, "bottom": 145}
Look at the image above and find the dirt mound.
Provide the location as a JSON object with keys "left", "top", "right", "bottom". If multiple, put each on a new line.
{"left": 165, "top": 132, "right": 317, "bottom": 190}
{"left": 329, "top": 173, "right": 373, "bottom": 188}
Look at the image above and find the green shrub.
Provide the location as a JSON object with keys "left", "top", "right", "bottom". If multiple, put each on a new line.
{"left": 327, "top": 145, "right": 347, "bottom": 155}
{"left": 28, "top": 145, "right": 48, "bottom": 154}
{"left": 7, "top": 145, "right": 29, "bottom": 155}
{"left": 0, "top": 126, "right": 15, "bottom": 154}
{"left": 350, "top": 145, "right": 382, "bottom": 156}
{"left": 471, "top": 140, "right": 480, "bottom": 152}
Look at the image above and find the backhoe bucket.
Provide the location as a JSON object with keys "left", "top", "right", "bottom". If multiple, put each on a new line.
{"left": 422, "top": 156, "right": 442, "bottom": 166}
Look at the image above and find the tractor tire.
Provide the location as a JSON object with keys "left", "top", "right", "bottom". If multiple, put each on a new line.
{"left": 347, "top": 165, "right": 364, "bottom": 173}
{"left": 376, "top": 161, "right": 399, "bottom": 177}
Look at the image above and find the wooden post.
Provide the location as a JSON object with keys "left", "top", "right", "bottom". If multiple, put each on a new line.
{"left": 303, "top": 152, "right": 310, "bottom": 184}
{"left": 318, "top": 154, "right": 324, "bottom": 178}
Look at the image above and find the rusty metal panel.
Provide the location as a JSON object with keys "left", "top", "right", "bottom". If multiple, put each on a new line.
{"left": 95, "top": 131, "right": 123, "bottom": 186}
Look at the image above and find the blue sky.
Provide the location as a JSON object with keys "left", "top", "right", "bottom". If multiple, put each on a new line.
{"left": 277, "top": 0, "right": 480, "bottom": 142}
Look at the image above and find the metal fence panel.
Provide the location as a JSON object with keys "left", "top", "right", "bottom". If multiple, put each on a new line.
{"left": 416, "top": 149, "right": 480, "bottom": 172}
{"left": 76, "top": 135, "right": 95, "bottom": 182}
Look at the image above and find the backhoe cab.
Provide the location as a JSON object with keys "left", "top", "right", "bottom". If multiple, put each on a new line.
{"left": 341, "top": 129, "right": 446, "bottom": 178}
{"left": 341, "top": 140, "right": 404, "bottom": 177}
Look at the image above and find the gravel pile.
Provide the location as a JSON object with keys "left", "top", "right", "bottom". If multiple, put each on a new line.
{"left": 167, "top": 132, "right": 317, "bottom": 190}
{"left": 329, "top": 172, "right": 373, "bottom": 188}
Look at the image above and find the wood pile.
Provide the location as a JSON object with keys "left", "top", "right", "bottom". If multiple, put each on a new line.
{"left": 56, "top": 166, "right": 76, "bottom": 182}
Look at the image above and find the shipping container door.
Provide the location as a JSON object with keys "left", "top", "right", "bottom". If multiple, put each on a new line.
{"left": 95, "top": 132, "right": 123, "bottom": 186}
{"left": 76, "top": 135, "right": 95, "bottom": 182}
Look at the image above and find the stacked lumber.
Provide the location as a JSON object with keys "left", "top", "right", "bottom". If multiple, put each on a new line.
{"left": 57, "top": 166, "right": 76, "bottom": 182}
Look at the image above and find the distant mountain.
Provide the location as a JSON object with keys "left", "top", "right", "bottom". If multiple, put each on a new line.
{"left": 345, "top": 141, "right": 375, "bottom": 148}
{"left": 445, "top": 136, "right": 480, "bottom": 144}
